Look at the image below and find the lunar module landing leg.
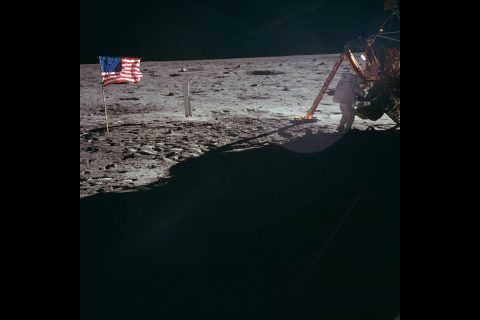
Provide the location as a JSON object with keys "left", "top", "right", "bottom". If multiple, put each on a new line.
{"left": 295, "top": 49, "right": 364, "bottom": 121}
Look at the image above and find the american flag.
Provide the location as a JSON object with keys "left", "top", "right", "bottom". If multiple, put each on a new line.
{"left": 99, "top": 57, "right": 143, "bottom": 86}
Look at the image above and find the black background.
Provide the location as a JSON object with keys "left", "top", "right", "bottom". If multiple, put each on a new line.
{"left": 80, "top": 0, "right": 391, "bottom": 63}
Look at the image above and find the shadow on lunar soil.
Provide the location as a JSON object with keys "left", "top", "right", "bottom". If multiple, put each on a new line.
{"left": 80, "top": 130, "right": 400, "bottom": 320}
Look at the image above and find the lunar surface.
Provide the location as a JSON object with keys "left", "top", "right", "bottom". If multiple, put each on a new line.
{"left": 80, "top": 53, "right": 396, "bottom": 198}
{"left": 80, "top": 53, "right": 399, "bottom": 319}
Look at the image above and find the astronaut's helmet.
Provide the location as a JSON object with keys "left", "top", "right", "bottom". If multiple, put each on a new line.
{"left": 340, "top": 72, "right": 362, "bottom": 85}
{"left": 339, "top": 72, "right": 356, "bottom": 82}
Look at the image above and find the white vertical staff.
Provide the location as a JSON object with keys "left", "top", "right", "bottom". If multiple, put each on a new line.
{"left": 183, "top": 82, "right": 192, "bottom": 118}
{"left": 99, "top": 56, "right": 110, "bottom": 135}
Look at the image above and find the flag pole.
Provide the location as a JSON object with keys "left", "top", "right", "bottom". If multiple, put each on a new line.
{"left": 99, "top": 56, "right": 110, "bottom": 135}
{"left": 102, "top": 85, "right": 110, "bottom": 134}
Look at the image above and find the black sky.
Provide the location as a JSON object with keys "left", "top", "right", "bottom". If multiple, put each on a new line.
{"left": 80, "top": 0, "right": 389, "bottom": 64}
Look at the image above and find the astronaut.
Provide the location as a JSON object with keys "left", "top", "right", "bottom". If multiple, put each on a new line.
{"left": 333, "top": 73, "right": 366, "bottom": 132}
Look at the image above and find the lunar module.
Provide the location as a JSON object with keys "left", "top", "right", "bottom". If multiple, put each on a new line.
{"left": 295, "top": 0, "right": 400, "bottom": 128}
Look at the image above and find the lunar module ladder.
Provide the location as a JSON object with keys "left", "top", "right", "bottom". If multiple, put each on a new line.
{"left": 295, "top": 49, "right": 364, "bottom": 120}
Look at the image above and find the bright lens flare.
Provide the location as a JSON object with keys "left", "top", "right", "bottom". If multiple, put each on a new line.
{"left": 360, "top": 54, "right": 366, "bottom": 61}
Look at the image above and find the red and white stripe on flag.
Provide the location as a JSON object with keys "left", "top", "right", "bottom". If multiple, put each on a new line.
{"left": 101, "top": 58, "right": 143, "bottom": 86}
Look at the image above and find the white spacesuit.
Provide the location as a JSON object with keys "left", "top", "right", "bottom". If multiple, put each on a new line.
{"left": 333, "top": 73, "right": 365, "bottom": 131}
